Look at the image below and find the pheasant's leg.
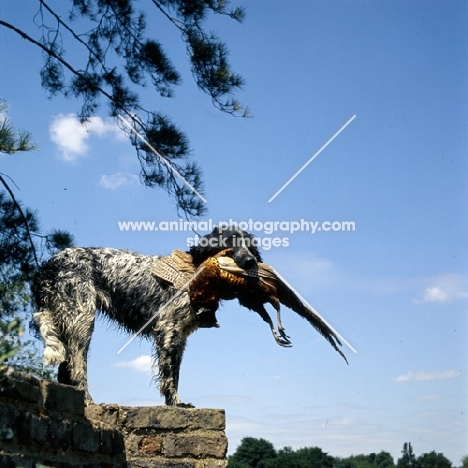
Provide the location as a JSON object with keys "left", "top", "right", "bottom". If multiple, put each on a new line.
{"left": 255, "top": 305, "right": 292, "bottom": 348}
{"left": 276, "top": 306, "right": 291, "bottom": 342}
{"left": 268, "top": 299, "right": 291, "bottom": 344}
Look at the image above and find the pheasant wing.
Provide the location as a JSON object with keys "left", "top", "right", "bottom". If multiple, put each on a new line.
{"left": 272, "top": 268, "right": 348, "bottom": 364}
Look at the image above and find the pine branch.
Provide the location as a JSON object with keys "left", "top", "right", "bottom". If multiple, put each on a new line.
{"left": 0, "top": 174, "right": 39, "bottom": 267}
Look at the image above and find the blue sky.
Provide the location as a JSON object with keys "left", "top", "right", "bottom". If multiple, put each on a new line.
{"left": 1, "top": 0, "right": 467, "bottom": 463}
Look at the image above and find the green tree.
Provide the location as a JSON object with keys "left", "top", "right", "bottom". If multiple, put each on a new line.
{"left": 0, "top": 101, "right": 73, "bottom": 379}
{"left": 335, "top": 454, "right": 376, "bottom": 468}
{"left": 397, "top": 443, "right": 418, "bottom": 468}
{"left": 228, "top": 437, "right": 277, "bottom": 468}
{"left": 228, "top": 461, "right": 250, "bottom": 468}
{"left": 264, "top": 446, "right": 334, "bottom": 468}
{"left": 417, "top": 452, "right": 451, "bottom": 468}
{"left": 367, "top": 452, "right": 395, "bottom": 468}
{"left": 461, "top": 455, "right": 468, "bottom": 468}
{"left": 336, "top": 451, "right": 395, "bottom": 468}
{"left": 0, "top": 0, "right": 249, "bottom": 218}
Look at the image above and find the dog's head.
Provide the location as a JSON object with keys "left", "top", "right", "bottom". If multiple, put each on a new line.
{"left": 189, "top": 226, "right": 262, "bottom": 270}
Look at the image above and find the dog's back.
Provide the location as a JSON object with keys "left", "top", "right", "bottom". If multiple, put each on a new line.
{"left": 33, "top": 246, "right": 173, "bottom": 339}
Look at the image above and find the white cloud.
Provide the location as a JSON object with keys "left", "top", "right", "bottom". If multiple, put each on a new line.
{"left": 99, "top": 173, "right": 139, "bottom": 189}
{"left": 414, "top": 273, "right": 468, "bottom": 304}
{"left": 112, "top": 355, "right": 153, "bottom": 374}
{"left": 393, "top": 370, "right": 460, "bottom": 382}
{"left": 49, "top": 114, "right": 124, "bottom": 161}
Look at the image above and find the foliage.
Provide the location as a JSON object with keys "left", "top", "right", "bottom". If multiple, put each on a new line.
{"left": 228, "top": 439, "right": 459, "bottom": 468}
{"left": 264, "top": 446, "right": 334, "bottom": 468}
{"left": 417, "top": 452, "right": 452, "bottom": 468}
{"left": 228, "top": 437, "right": 277, "bottom": 468}
{"left": 0, "top": 0, "right": 249, "bottom": 218}
{"left": 0, "top": 318, "right": 23, "bottom": 381}
{"left": 228, "top": 461, "right": 251, "bottom": 468}
{"left": 368, "top": 452, "right": 396, "bottom": 468}
{"left": 228, "top": 438, "right": 342, "bottom": 468}
{"left": 0, "top": 101, "right": 37, "bottom": 154}
{"left": 0, "top": 101, "right": 73, "bottom": 379}
{"left": 335, "top": 452, "right": 395, "bottom": 468}
{"left": 398, "top": 443, "right": 418, "bottom": 468}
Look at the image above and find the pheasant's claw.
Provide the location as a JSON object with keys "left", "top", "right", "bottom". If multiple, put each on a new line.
{"left": 278, "top": 326, "right": 290, "bottom": 341}
{"left": 277, "top": 338, "right": 293, "bottom": 348}
{"left": 272, "top": 330, "right": 293, "bottom": 348}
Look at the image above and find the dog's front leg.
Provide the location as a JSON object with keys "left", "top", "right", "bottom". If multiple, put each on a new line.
{"left": 154, "top": 294, "right": 198, "bottom": 406}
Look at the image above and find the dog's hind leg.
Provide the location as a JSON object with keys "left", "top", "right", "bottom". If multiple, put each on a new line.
{"left": 34, "top": 305, "right": 96, "bottom": 404}
{"left": 59, "top": 312, "right": 96, "bottom": 404}
{"left": 34, "top": 308, "right": 67, "bottom": 367}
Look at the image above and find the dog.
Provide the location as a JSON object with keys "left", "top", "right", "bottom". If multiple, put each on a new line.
{"left": 32, "top": 226, "right": 261, "bottom": 406}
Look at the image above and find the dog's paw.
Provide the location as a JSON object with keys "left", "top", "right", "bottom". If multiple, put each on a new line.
{"left": 176, "top": 402, "right": 195, "bottom": 409}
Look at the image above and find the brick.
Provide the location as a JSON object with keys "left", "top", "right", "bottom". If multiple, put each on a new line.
{"left": 0, "top": 372, "right": 41, "bottom": 405}
{"left": 196, "top": 461, "right": 228, "bottom": 468}
{"left": 122, "top": 406, "right": 191, "bottom": 430}
{"left": 72, "top": 421, "right": 101, "bottom": 453}
{"left": 80, "top": 461, "right": 118, "bottom": 468}
{"left": 1, "top": 384, "right": 227, "bottom": 467}
{"left": 101, "top": 427, "right": 125, "bottom": 455}
{"left": 139, "top": 435, "right": 163, "bottom": 454}
{"left": 0, "top": 453, "right": 33, "bottom": 468}
{"left": 192, "top": 410, "right": 225, "bottom": 431}
{"left": 101, "top": 428, "right": 115, "bottom": 455}
{"left": 0, "top": 406, "right": 15, "bottom": 442}
{"left": 42, "top": 460, "right": 79, "bottom": 468}
{"left": 128, "top": 459, "right": 195, "bottom": 468}
{"left": 156, "top": 462, "right": 196, "bottom": 468}
{"left": 122, "top": 407, "right": 225, "bottom": 431}
{"left": 124, "top": 433, "right": 143, "bottom": 456}
{"left": 30, "top": 413, "right": 49, "bottom": 444}
{"left": 14, "top": 410, "right": 32, "bottom": 445}
{"left": 41, "top": 380, "right": 85, "bottom": 416}
{"left": 85, "top": 403, "right": 119, "bottom": 426}
{"left": 156, "top": 407, "right": 193, "bottom": 430}
{"left": 48, "top": 415, "right": 72, "bottom": 450}
{"left": 163, "top": 435, "right": 228, "bottom": 459}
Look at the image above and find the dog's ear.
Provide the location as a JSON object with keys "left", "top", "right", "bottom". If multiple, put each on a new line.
{"left": 211, "top": 226, "right": 220, "bottom": 235}
{"left": 246, "top": 233, "right": 263, "bottom": 262}
{"left": 253, "top": 249, "right": 263, "bottom": 262}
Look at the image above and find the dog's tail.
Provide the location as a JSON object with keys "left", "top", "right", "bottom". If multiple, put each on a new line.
{"left": 33, "top": 309, "right": 67, "bottom": 365}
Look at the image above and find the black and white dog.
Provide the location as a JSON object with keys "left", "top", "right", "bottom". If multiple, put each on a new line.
{"left": 32, "top": 226, "right": 261, "bottom": 406}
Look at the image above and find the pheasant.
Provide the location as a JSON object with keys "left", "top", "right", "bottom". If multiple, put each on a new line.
{"left": 188, "top": 249, "right": 348, "bottom": 363}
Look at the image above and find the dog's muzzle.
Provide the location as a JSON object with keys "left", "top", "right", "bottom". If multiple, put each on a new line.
{"left": 232, "top": 249, "right": 258, "bottom": 273}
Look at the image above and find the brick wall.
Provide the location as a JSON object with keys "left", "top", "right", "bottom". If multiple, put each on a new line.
{"left": 86, "top": 404, "right": 228, "bottom": 468}
{"left": 0, "top": 372, "right": 228, "bottom": 468}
